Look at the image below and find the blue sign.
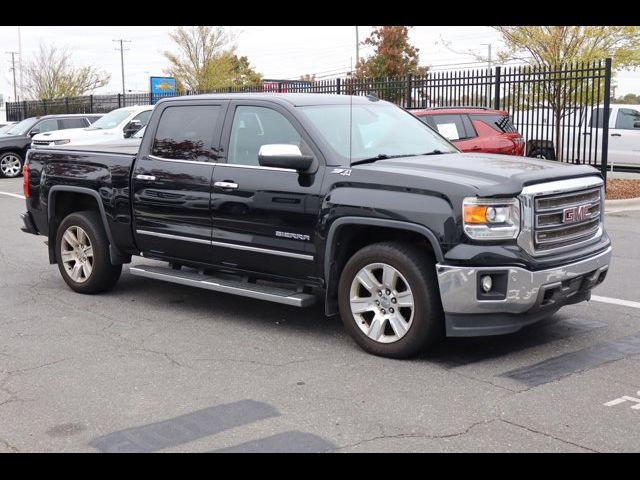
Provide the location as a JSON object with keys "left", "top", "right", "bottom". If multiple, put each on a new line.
{"left": 150, "top": 76, "right": 177, "bottom": 104}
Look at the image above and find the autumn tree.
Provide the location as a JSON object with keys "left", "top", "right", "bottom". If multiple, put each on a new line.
{"left": 355, "top": 26, "right": 427, "bottom": 78}
{"left": 351, "top": 26, "right": 427, "bottom": 103}
{"left": 492, "top": 26, "right": 640, "bottom": 159}
{"left": 163, "top": 26, "right": 261, "bottom": 92}
{"left": 24, "top": 43, "right": 110, "bottom": 100}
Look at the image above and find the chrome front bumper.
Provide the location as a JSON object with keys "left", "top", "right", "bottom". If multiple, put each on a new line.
{"left": 436, "top": 246, "right": 611, "bottom": 316}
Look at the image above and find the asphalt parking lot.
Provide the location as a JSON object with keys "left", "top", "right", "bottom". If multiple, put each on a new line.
{"left": 0, "top": 175, "right": 638, "bottom": 453}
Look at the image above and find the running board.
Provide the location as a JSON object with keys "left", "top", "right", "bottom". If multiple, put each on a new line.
{"left": 129, "top": 265, "right": 317, "bottom": 307}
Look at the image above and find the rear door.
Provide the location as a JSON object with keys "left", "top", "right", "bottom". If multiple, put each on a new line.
{"left": 608, "top": 107, "right": 640, "bottom": 167}
{"left": 132, "top": 101, "right": 227, "bottom": 263}
{"left": 426, "top": 114, "right": 479, "bottom": 151}
{"left": 209, "top": 100, "right": 325, "bottom": 282}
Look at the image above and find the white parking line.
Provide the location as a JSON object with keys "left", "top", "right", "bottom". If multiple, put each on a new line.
{"left": 591, "top": 295, "right": 640, "bottom": 310}
{"left": 0, "top": 191, "right": 25, "bottom": 200}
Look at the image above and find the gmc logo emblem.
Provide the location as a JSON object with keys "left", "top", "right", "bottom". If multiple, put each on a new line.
{"left": 562, "top": 204, "right": 592, "bottom": 224}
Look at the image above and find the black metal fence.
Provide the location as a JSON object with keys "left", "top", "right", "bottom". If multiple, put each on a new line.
{"left": 6, "top": 59, "right": 611, "bottom": 178}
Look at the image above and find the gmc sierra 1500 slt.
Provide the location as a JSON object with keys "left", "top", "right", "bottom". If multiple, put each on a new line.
{"left": 20, "top": 93, "right": 612, "bottom": 358}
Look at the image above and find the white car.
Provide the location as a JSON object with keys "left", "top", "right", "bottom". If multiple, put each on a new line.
{"left": 31, "top": 105, "right": 153, "bottom": 148}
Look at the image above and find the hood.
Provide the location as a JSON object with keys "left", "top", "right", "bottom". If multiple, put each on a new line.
{"left": 354, "top": 152, "right": 602, "bottom": 197}
{"left": 0, "top": 133, "right": 28, "bottom": 143}
{"left": 32, "top": 127, "right": 122, "bottom": 144}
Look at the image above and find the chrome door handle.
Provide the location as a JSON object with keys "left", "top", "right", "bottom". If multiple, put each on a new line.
{"left": 214, "top": 181, "right": 238, "bottom": 189}
{"left": 136, "top": 174, "right": 156, "bottom": 181}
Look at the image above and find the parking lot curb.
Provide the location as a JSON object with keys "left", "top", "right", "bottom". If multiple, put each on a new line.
{"left": 605, "top": 197, "right": 640, "bottom": 212}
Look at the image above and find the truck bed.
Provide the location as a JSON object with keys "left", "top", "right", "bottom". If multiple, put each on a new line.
{"left": 51, "top": 141, "right": 140, "bottom": 156}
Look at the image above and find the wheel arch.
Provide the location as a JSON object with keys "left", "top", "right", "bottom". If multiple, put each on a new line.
{"left": 47, "top": 186, "right": 128, "bottom": 265}
{"left": 323, "top": 217, "right": 443, "bottom": 316}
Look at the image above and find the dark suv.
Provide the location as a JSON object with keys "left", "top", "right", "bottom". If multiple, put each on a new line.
{"left": 0, "top": 114, "right": 102, "bottom": 178}
{"left": 411, "top": 107, "right": 525, "bottom": 157}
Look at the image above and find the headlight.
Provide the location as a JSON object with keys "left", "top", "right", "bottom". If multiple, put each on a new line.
{"left": 463, "top": 197, "right": 520, "bottom": 240}
{"left": 54, "top": 139, "right": 70, "bottom": 145}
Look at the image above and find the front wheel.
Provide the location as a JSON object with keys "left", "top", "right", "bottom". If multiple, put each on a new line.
{"left": 338, "top": 241, "right": 443, "bottom": 358}
{"left": 55, "top": 211, "right": 122, "bottom": 294}
{"left": 0, "top": 152, "right": 23, "bottom": 178}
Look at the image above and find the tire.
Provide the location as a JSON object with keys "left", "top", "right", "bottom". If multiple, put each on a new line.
{"left": 0, "top": 151, "right": 23, "bottom": 178}
{"left": 55, "top": 211, "right": 122, "bottom": 294}
{"left": 529, "top": 148, "right": 555, "bottom": 160}
{"left": 338, "top": 241, "right": 443, "bottom": 358}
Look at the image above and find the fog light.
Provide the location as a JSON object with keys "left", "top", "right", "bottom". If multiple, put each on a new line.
{"left": 481, "top": 275, "right": 493, "bottom": 292}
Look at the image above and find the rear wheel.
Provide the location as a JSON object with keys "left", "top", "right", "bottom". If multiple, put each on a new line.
{"left": 56, "top": 211, "right": 122, "bottom": 294}
{"left": 338, "top": 241, "right": 443, "bottom": 358}
{"left": 0, "top": 152, "right": 23, "bottom": 178}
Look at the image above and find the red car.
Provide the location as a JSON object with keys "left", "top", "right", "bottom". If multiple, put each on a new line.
{"left": 411, "top": 107, "right": 525, "bottom": 156}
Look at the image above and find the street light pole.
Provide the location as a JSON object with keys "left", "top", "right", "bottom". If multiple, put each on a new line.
{"left": 355, "top": 26, "right": 359, "bottom": 65}
{"left": 6, "top": 51, "right": 18, "bottom": 101}
{"left": 481, "top": 43, "right": 492, "bottom": 107}
{"left": 113, "top": 39, "right": 131, "bottom": 101}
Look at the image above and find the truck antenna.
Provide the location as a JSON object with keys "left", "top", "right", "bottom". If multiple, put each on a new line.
{"left": 349, "top": 57, "right": 353, "bottom": 166}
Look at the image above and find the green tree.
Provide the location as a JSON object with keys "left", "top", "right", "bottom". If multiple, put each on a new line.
{"left": 24, "top": 43, "right": 110, "bottom": 100}
{"left": 230, "top": 55, "right": 262, "bottom": 88}
{"left": 493, "top": 26, "right": 640, "bottom": 160}
{"left": 613, "top": 93, "right": 640, "bottom": 104}
{"left": 163, "top": 26, "right": 261, "bottom": 92}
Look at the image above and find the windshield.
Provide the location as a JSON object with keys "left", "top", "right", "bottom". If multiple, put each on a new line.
{"left": 298, "top": 102, "right": 457, "bottom": 163}
{"left": 0, "top": 124, "right": 16, "bottom": 135}
{"left": 5, "top": 117, "right": 39, "bottom": 136}
{"left": 90, "top": 109, "right": 134, "bottom": 129}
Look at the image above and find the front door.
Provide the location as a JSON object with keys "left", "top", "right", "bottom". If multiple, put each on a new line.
{"left": 609, "top": 107, "right": 640, "bottom": 167}
{"left": 132, "top": 101, "right": 227, "bottom": 263}
{"left": 210, "top": 102, "right": 325, "bottom": 282}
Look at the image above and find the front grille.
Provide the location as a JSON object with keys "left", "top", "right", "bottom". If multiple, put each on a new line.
{"left": 533, "top": 187, "right": 602, "bottom": 253}
{"left": 31, "top": 140, "right": 52, "bottom": 146}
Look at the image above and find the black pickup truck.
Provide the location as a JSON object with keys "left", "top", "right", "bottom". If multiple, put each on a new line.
{"left": 20, "top": 93, "right": 612, "bottom": 358}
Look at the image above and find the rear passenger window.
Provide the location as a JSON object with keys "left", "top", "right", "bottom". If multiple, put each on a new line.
{"left": 152, "top": 106, "right": 221, "bottom": 161}
{"left": 431, "top": 114, "right": 476, "bottom": 141}
{"left": 60, "top": 118, "right": 87, "bottom": 129}
{"left": 470, "top": 114, "right": 517, "bottom": 133}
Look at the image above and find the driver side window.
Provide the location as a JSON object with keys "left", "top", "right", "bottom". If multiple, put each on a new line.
{"left": 615, "top": 108, "right": 640, "bottom": 130}
{"left": 228, "top": 106, "right": 310, "bottom": 166}
{"left": 129, "top": 110, "right": 152, "bottom": 129}
{"left": 33, "top": 119, "right": 59, "bottom": 134}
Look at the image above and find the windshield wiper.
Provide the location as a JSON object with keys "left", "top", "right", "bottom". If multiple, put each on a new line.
{"left": 350, "top": 153, "right": 421, "bottom": 166}
{"left": 421, "top": 150, "right": 446, "bottom": 156}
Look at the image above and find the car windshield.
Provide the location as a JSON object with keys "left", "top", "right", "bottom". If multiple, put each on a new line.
{"left": 5, "top": 117, "right": 39, "bottom": 136}
{"left": 298, "top": 102, "right": 458, "bottom": 164}
{"left": 0, "top": 124, "right": 16, "bottom": 134}
{"left": 90, "top": 109, "right": 134, "bottom": 130}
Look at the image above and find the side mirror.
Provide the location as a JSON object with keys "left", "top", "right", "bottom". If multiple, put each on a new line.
{"left": 634, "top": 121, "right": 640, "bottom": 129}
{"left": 123, "top": 120, "right": 142, "bottom": 138}
{"left": 258, "top": 144, "right": 313, "bottom": 172}
{"left": 29, "top": 129, "right": 40, "bottom": 137}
